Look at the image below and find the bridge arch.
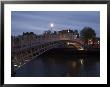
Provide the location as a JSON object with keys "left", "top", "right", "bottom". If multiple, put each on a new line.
{"left": 12, "top": 39, "right": 85, "bottom": 72}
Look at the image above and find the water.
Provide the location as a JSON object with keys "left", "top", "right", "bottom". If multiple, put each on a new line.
{"left": 15, "top": 48, "right": 100, "bottom": 77}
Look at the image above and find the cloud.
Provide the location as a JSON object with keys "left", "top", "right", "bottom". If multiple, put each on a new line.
{"left": 11, "top": 11, "right": 100, "bottom": 37}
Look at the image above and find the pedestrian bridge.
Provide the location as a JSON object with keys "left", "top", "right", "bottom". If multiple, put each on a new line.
{"left": 12, "top": 35, "right": 85, "bottom": 72}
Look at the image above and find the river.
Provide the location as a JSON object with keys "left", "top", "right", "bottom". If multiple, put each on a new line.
{"left": 15, "top": 48, "right": 100, "bottom": 77}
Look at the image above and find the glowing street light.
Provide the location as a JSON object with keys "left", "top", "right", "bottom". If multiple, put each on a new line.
{"left": 14, "top": 64, "right": 18, "bottom": 67}
{"left": 50, "top": 23, "right": 54, "bottom": 28}
{"left": 67, "top": 42, "right": 69, "bottom": 45}
{"left": 50, "top": 23, "right": 54, "bottom": 33}
{"left": 98, "top": 41, "right": 100, "bottom": 43}
{"left": 76, "top": 35, "right": 77, "bottom": 37}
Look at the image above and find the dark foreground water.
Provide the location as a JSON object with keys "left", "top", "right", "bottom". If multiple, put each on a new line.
{"left": 15, "top": 48, "right": 100, "bottom": 77}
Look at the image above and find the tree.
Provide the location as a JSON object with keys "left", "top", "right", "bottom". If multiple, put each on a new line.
{"left": 80, "top": 27, "right": 96, "bottom": 44}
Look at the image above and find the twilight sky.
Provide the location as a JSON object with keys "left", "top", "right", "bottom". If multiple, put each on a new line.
{"left": 11, "top": 11, "right": 100, "bottom": 37}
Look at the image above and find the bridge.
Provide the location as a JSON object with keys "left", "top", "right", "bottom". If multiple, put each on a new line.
{"left": 11, "top": 33, "right": 85, "bottom": 73}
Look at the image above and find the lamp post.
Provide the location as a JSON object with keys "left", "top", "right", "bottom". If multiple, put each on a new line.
{"left": 50, "top": 23, "right": 54, "bottom": 33}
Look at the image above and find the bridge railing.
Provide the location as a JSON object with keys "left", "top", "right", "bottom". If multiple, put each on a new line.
{"left": 12, "top": 35, "right": 84, "bottom": 53}
{"left": 12, "top": 41, "right": 65, "bottom": 72}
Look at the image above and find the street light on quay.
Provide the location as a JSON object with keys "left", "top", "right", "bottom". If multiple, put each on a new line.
{"left": 98, "top": 40, "right": 100, "bottom": 44}
{"left": 67, "top": 42, "right": 70, "bottom": 45}
{"left": 50, "top": 23, "right": 54, "bottom": 33}
{"left": 50, "top": 23, "right": 54, "bottom": 28}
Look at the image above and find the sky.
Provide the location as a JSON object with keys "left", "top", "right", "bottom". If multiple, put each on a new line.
{"left": 11, "top": 11, "right": 100, "bottom": 37}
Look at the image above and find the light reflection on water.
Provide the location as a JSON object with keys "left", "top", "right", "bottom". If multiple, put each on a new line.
{"left": 15, "top": 49, "right": 100, "bottom": 77}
